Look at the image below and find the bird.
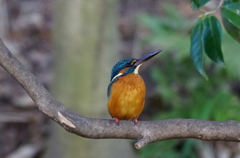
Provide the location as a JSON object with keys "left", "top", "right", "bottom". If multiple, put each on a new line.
{"left": 107, "top": 49, "right": 162, "bottom": 125}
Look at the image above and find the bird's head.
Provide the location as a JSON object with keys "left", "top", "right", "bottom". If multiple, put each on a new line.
{"left": 110, "top": 49, "right": 162, "bottom": 81}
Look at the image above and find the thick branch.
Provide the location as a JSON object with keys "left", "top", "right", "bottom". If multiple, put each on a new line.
{"left": 0, "top": 38, "right": 240, "bottom": 149}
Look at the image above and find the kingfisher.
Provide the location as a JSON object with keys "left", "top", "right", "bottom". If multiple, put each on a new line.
{"left": 107, "top": 50, "right": 162, "bottom": 125}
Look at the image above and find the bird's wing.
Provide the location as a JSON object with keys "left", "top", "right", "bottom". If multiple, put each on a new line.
{"left": 107, "top": 78, "right": 118, "bottom": 98}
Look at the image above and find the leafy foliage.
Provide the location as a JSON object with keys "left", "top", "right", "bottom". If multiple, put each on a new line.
{"left": 189, "top": 0, "right": 240, "bottom": 78}
{"left": 190, "top": 18, "right": 207, "bottom": 79}
{"left": 151, "top": 56, "right": 240, "bottom": 122}
{"left": 138, "top": 1, "right": 240, "bottom": 157}
{"left": 202, "top": 16, "right": 224, "bottom": 65}
{"left": 140, "top": 53, "right": 240, "bottom": 158}
{"left": 140, "top": 0, "right": 240, "bottom": 79}
{"left": 221, "top": 2, "right": 240, "bottom": 42}
{"left": 137, "top": 3, "right": 192, "bottom": 59}
{"left": 191, "top": 15, "right": 224, "bottom": 79}
{"left": 222, "top": 3, "right": 240, "bottom": 28}
{"left": 191, "top": 0, "right": 210, "bottom": 9}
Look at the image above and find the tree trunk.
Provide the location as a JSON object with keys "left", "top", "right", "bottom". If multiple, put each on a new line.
{"left": 46, "top": 0, "right": 136, "bottom": 157}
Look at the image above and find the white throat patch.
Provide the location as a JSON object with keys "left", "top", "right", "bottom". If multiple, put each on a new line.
{"left": 111, "top": 64, "right": 142, "bottom": 81}
{"left": 111, "top": 73, "right": 123, "bottom": 81}
{"left": 134, "top": 64, "right": 142, "bottom": 74}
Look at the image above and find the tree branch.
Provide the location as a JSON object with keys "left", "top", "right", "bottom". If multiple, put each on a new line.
{"left": 0, "top": 38, "right": 240, "bottom": 149}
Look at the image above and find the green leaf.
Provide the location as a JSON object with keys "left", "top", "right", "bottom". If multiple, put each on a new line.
{"left": 190, "top": 18, "right": 208, "bottom": 79}
{"left": 221, "top": 3, "right": 240, "bottom": 43}
{"left": 191, "top": 0, "right": 210, "bottom": 9}
{"left": 221, "top": 0, "right": 240, "bottom": 43}
{"left": 202, "top": 16, "right": 224, "bottom": 65}
{"left": 222, "top": 3, "right": 240, "bottom": 28}
{"left": 223, "top": 0, "right": 240, "bottom": 5}
{"left": 222, "top": 15, "right": 240, "bottom": 43}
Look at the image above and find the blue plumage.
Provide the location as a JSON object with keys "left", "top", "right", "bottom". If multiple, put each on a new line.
{"left": 107, "top": 77, "right": 117, "bottom": 98}
{"left": 110, "top": 58, "right": 136, "bottom": 81}
{"left": 108, "top": 58, "right": 137, "bottom": 98}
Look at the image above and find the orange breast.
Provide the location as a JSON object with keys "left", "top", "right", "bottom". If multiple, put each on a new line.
{"left": 107, "top": 73, "right": 146, "bottom": 120}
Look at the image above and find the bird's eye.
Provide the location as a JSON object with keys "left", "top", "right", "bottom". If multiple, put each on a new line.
{"left": 126, "top": 63, "right": 132, "bottom": 67}
{"left": 131, "top": 60, "right": 137, "bottom": 65}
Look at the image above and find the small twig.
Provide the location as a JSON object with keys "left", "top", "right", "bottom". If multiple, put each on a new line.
{"left": 204, "top": 9, "right": 217, "bottom": 16}
{"left": 217, "top": 0, "right": 225, "bottom": 10}
{"left": 199, "top": 0, "right": 225, "bottom": 16}
{"left": 199, "top": 9, "right": 207, "bottom": 13}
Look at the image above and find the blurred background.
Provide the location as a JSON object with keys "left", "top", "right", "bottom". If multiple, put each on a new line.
{"left": 0, "top": 0, "right": 240, "bottom": 158}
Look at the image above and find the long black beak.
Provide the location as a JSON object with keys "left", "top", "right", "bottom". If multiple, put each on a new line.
{"left": 133, "top": 49, "right": 162, "bottom": 66}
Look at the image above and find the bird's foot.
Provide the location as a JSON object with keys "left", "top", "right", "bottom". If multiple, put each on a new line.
{"left": 132, "top": 117, "right": 138, "bottom": 125}
{"left": 114, "top": 117, "right": 120, "bottom": 126}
